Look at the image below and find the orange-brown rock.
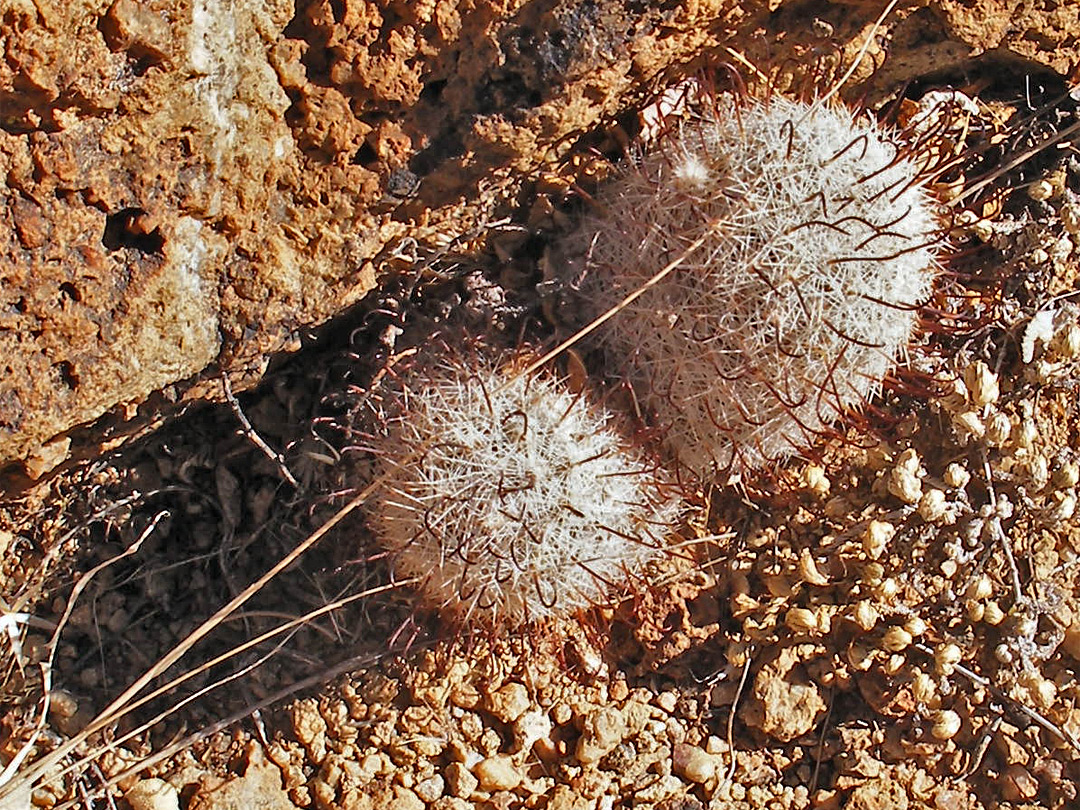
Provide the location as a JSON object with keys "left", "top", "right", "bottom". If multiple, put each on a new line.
{"left": 2, "top": 0, "right": 1076, "bottom": 475}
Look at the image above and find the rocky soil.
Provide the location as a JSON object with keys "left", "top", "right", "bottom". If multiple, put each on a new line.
{"left": 3, "top": 1, "right": 1080, "bottom": 810}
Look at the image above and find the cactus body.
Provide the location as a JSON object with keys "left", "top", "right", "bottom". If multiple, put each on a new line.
{"left": 570, "top": 96, "right": 939, "bottom": 473}
{"left": 366, "top": 356, "right": 681, "bottom": 627}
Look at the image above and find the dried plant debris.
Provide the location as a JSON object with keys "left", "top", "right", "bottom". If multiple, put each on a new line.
{"left": 4, "top": 51, "right": 1080, "bottom": 810}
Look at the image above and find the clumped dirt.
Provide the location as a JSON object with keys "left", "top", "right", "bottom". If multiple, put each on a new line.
{"left": 4, "top": 6, "right": 1080, "bottom": 810}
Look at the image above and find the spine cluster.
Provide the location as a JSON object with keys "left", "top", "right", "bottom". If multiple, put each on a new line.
{"left": 365, "top": 355, "right": 682, "bottom": 628}
{"left": 568, "top": 95, "right": 939, "bottom": 473}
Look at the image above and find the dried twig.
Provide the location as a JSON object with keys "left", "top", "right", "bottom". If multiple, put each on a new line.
{"left": 915, "top": 643, "right": 1080, "bottom": 755}
{"left": 952, "top": 118, "right": 1080, "bottom": 207}
{"left": 0, "top": 512, "right": 165, "bottom": 790}
{"left": 981, "top": 450, "right": 1024, "bottom": 607}
{"left": 34, "top": 578, "right": 418, "bottom": 795}
{"left": 54, "top": 648, "right": 414, "bottom": 810}
{"left": 724, "top": 649, "right": 754, "bottom": 786}
{"left": 222, "top": 373, "right": 299, "bottom": 488}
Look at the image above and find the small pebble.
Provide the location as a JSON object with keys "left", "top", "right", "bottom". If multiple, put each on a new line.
{"left": 634, "top": 774, "right": 684, "bottom": 803}
{"left": 576, "top": 707, "right": 625, "bottom": 765}
{"left": 474, "top": 755, "right": 521, "bottom": 791}
{"left": 444, "top": 762, "right": 478, "bottom": 798}
{"left": 486, "top": 682, "right": 530, "bottom": 724}
{"left": 672, "top": 743, "right": 717, "bottom": 784}
{"left": 386, "top": 786, "right": 424, "bottom": 810}
{"left": 414, "top": 775, "right": 444, "bottom": 803}
{"left": 513, "top": 709, "right": 553, "bottom": 754}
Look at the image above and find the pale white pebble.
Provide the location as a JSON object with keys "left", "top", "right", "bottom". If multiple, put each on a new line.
{"left": 513, "top": 709, "right": 553, "bottom": 754}
{"left": 473, "top": 755, "right": 522, "bottom": 791}
{"left": 672, "top": 743, "right": 718, "bottom": 784}
{"left": 634, "top": 774, "right": 684, "bottom": 803}
{"left": 414, "top": 775, "right": 445, "bottom": 804}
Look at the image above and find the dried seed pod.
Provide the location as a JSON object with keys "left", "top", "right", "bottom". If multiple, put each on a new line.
{"left": 940, "top": 377, "right": 969, "bottom": 414}
{"left": 943, "top": 463, "right": 971, "bottom": 490}
{"left": 904, "top": 616, "right": 927, "bottom": 637}
{"left": 801, "top": 464, "right": 831, "bottom": 497}
{"left": 911, "top": 671, "right": 936, "bottom": 704}
{"left": 963, "top": 361, "right": 999, "bottom": 407}
{"left": 917, "top": 489, "right": 948, "bottom": 523}
{"left": 1027, "top": 179, "right": 1054, "bottom": 201}
{"left": 1022, "top": 453, "right": 1050, "bottom": 489}
{"left": 883, "top": 653, "right": 907, "bottom": 675}
{"left": 847, "top": 641, "right": 874, "bottom": 671}
{"left": 888, "top": 450, "right": 924, "bottom": 503}
{"left": 1046, "top": 490, "right": 1078, "bottom": 523}
{"left": 851, "top": 600, "right": 879, "bottom": 632}
{"left": 933, "top": 643, "right": 962, "bottom": 676}
{"left": 982, "top": 601, "right": 1005, "bottom": 626}
{"left": 1051, "top": 461, "right": 1079, "bottom": 489}
{"left": 967, "top": 600, "right": 985, "bottom": 622}
{"left": 862, "top": 520, "right": 895, "bottom": 559}
{"left": 1013, "top": 418, "right": 1038, "bottom": 451}
{"left": 874, "top": 577, "right": 900, "bottom": 601}
{"left": 798, "top": 548, "right": 830, "bottom": 586}
{"left": 984, "top": 410, "right": 1012, "bottom": 446}
{"left": 931, "top": 709, "right": 962, "bottom": 740}
{"left": 965, "top": 575, "right": 994, "bottom": 601}
{"left": 785, "top": 607, "right": 819, "bottom": 635}
{"left": 881, "top": 626, "right": 913, "bottom": 652}
{"left": 1052, "top": 322, "right": 1080, "bottom": 359}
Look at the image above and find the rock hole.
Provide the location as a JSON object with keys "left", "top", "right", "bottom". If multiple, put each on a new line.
{"left": 102, "top": 207, "right": 164, "bottom": 254}
{"left": 59, "top": 282, "right": 80, "bottom": 304}
{"left": 352, "top": 141, "right": 378, "bottom": 168}
{"left": 53, "top": 361, "right": 79, "bottom": 391}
